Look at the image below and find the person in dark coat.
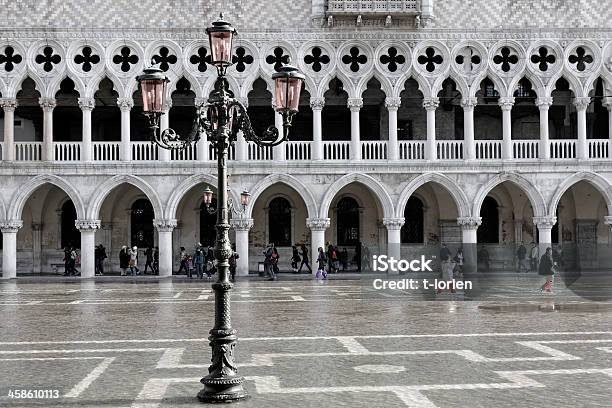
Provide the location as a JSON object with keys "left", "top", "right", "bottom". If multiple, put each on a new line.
{"left": 297, "top": 244, "right": 312, "bottom": 273}
{"left": 119, "top": 246, "right": 130, "bottom": 276}
{"left": 143, "top": 246, "right": 154, "bottom": 274}
{"left": 95, "top": 244, "right": 107, "bottom": 276}
{"left": 538, "top": 247, "right": 555, "bottom": 293}
{"left": 291, "top": 245, "right": 300, "bottom": 273}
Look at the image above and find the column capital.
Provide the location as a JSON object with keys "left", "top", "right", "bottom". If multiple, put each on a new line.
{"left": 0, "top": 220, "right": 23, "bottom": 233}
{"left": 75, "top": 219, "right": 101, "bottom": 231}
{"left": 117, "top": 97, "right": 134, "bottom": 112}
{"left": 306, "top": 217, "right": 330, "bottom": 231}
{"left": 603, "top": 97, "right": 612, "bottom": 110}
{"left": 153, "top": 218, "right": 177, "bottom": 232}
{"left": 382, "top": 217, "right": 405, "bottom": 230}
{"left": 310, "top": 97, "right": 325, "bottom": 110}
{"left": 457, "top": 216, "right": 482, "bottom": 230}
{"left": 39, "top": 97, "right": 56, "bottom": 111}
{"left": 536, "top": 96, "right": 553, "bottom": 109}
{"left": 604, "top": 216, "right": 612, "bottom": 228}
{"left": 77, "top": 97, "right": 95, "bottom": 111}
{"left": 347, "top": 98, "right": 363, "bottom": 112}
{"left": 0, "top": 98, "right": 18, "bottom": 111}
{"left": 422, "top": 97, "right": 439, "bottom": 111}
{"left": 460, "top": 97, "right": 477, "bottom": 109}
{"left": 498, "top": 97, "right": 514, "bottom": 110}
{"left": 384, "top": 97, "right": 402, "bottom": 111}
{"left": 573, "top": 97, "right": 591, "bottom": 111}
{"left": 533, "top": 216, "right": 557, "bottom": 229}
{"left": 230, "top": 217, "right": 254, "bottom": 231}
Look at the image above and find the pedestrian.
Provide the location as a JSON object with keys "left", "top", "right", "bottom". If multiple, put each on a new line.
{"left": 271, "top": 246, "right": 280, "bottom": 276}
{"left": 539, "top": 247, "right": 555, "bottom": 293}
{"left": 263, "top": 243, "right": 276, "bottom": 281}
{"left": 69, "top": 246, "right": 79, "bottom": 276}
{"left": 529, "top": 242, "right": 539, "bottom": 272}
{"left": 297, "top": 243, "right": 312, "bottom": 273}
{"left": 328, "top": 244, "right": 338, "bottom": 273}
{"left": 516, "top": 242, "right": 528, "bottom": 273}
{"left": 205, "top": 246, "right": 216, "bottom": 276}
{"left": 177, "top": 247, "right": 187, "bottom": 275}
{"left": 326, "top": 242, "right": 335, "bottom": 273}
{"left": 143, "top": 246, "right": 154, "bottom": 274}
{"left": 194, "top": 249, "right": 205, "bottom": 279}
{"left": 478, "top": 246, "right": 490, "bottom": 271}
{"left": 340, "top": 248, "right": 348, "bottom": 271}
{"left": 119, "top": 245, "right": 129, "bottom": 276}
{"left": 129, "top": 246, "right": 139, "bottom": 275}
{"left": 153, "top": 247, "right": 159, "bottom": 275}
{"left": 354, "top": 242, "right": 362, "bottom": 272}
{"left": 229, "top": 245, "right": 239, "bottom": 281}
{"left": 186, "top": 255, "right": 194, "bottom": 279}
{"left": 316, "top": 247, "right": 328, "bottom": 280}
{"left": 291, "top": 245, "right": 300, "bottom": 273}
{"left": 362, "top": 245, "right": 371, "bottom": 271}
{"left": 95, "top": 244, "right": 107, "bottom": 276}
{"left": 437, "top": 243, "right": 455, "bottom": 294}
{"left": 453, "top": 247, "right": 464, "bottom": 279}
{"left": 63, "top": 246, "right": 72, "bottom": 276}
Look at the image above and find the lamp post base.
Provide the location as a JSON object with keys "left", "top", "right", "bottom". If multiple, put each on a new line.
{"left": 197, "top": 378, "right": 248, "bottom": 403}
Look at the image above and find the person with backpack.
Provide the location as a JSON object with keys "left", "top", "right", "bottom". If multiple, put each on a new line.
{"left": 316, "top": 247, "right": 328, "bottom": 280}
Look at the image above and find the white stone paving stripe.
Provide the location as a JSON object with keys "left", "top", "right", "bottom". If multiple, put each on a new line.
{"left": 336, "top": 337, "right": 370, "bottom": 353}
{"left": 64, "top": 357, "right": 115, "bottom": 398}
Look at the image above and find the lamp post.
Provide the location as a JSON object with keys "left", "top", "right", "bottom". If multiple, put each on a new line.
{"left": 136, "top": 13, "right": 304, "bottom": 403}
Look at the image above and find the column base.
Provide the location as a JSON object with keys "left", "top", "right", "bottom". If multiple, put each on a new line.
{"left": 197, "top": 378, "right": 248, "bottom": 403}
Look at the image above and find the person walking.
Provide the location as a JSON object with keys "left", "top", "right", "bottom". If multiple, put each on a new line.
{"left": 194, "top": 249, "right": 205, "bottom": 279}
{"left": 291, "top": 245, "right": 300, "bottom": 273}
{"left": 316, "top": 247, "right": 328, "bottom": 280}
{"left": 529, "top": 242, "right": 539, "bottom": 272}
{"left": 271, "top": 246, "right": 280, "bottom": 276}
{"left": 539, "top": 247, "right": 555, "bottom": 293}
{"left": 453, "top": 247, "right": 464, "bottom": 280}
{"left": 437, "top": 243, "right": 455, "bottom": 294}
{"left": 143, "top": 246, "right": 154, "bottom": 275}
{"left": 340, "top": 248, "right": 348, "bottom": 271}
{"left": 229, "top": 245, "right": 239, "bottom": 282}
{"left": 63, "top": 246, "right": 72, "bottom": 276}
{"left": 119, "top": 245, "right": 129, "bottom": 276}
{"left": 263, "top": 243, "right": 276, "bottom": 281}
{"left": 177, "top": 247, "right": 187, "bottom": 275}
{"left": 153, "top": 247, "right": 159, "bottom": 275}
{"left": 95, "top": 244, "right": 107, "bottom": 276}
{"left": 69, "top": 246, "right": 80, "bottom": 276}
{"left": 297, "top": 243, "right": 312, "bottom": 274}
{"left": 516, "top": 242, "right": 528, "bottom": 273}
{"left": 354, "top": 242, "right": 362, "bottom": 272}
{"left": 186, "top": 255, "right": 194, "bottom": 279}
{"left": 128, "top": 246, "right": 139, "bottom": 276}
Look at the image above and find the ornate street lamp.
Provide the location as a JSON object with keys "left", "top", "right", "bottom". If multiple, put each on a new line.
{"left": 136, "top": 13, "right": 304, "bottom": 404}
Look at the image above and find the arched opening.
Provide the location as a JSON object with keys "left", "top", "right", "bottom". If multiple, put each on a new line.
{"left": 60, "top": 200, "right": 80, "bottom": 249}
{"left": 170, "top": 77, "right": 196, "bottom": 142}
{"left": 336, "top": 196, "right": 360, "bottom": 246}
{"left": 199, "top": 198, "right": 217, "bottom": 247}
{"left": 587, "top": 77, "right": 610, "bottom": 139}
{"left": 268, "top": 197, "right": 292, "bottom": 247}
{"left": 402, "top": 196, "right": 424, "bottom": 243}
{"left": 322, "top": 77, "right": 350, "bottom": 140}
{"left": 54, "top": 77, "right": 82, "bottom": 141}
{"left": 512, "top": 77, "right": 539, "bottom": 140}
{"left": 286, "top": 87, "right": 312, "bottom": 141}
{"left": 474, "top": 77, "right": 502, "bottom": 140}
{"left": 131, "top": 86, "right": 151, "bottom": 141}
{"left": 398, "top": 78, "right": 426, "bottom": 141}
{"left": 130, "top": 198, "right": 154, "bottom": 248}
{"left": 360, "top": 78, "right": 386, "bottom": 140}
{"left": 92, "top": 78, "right": 120, "bottom": 142}
{"left": 14, "top": 77, "right": 42, "bottom": 143}
{"left": 436, "top": 78, "right": 463, "bottom": 140}
{"left": 247, "top": 78, "right": 274, "bottom": 137}
{"left": 550, "top": 77, "right": 576, "bottom": 139}
{"left": 478, "top": 196, "right": 499, "bottom": 244}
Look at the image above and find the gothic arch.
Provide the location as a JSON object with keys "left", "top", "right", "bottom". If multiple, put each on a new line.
{"left": 548, "top": 171, "right": 612, "bottom": 217}
{"left": 47, "top": 72, "right": 86, "bottom": 98}
{"left": 87, "top": 175, "right": 163, "bottom": 220}
{"left": 87, "top": 71, "right": 125, "bottom": 99}
{"left": 246, "top": 173, "right": 317, "bottom": 219}
{"left": 545, "top": 71, "right": 583, "bottom": 97}
{"left": 356, "top": 72, "right": 392, "bottom": 99}
{"left": 319, "top": 173, "right": 394, "bottom": 219}
{"left": 472, "top": 172, "right": 547, "bottom": 218}
{"left": 395, "top": 74, "right": 431, "bottom": 99}
{"left": 8, "top": 175, "right": 85, "bottom": 220}
{"left": 395, "top": 172, "right": 470, "bottom": 218}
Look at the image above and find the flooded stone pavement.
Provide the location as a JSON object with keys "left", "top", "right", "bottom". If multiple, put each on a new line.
{"left": 0, "top": 277, "right": 611, "bottom": 407}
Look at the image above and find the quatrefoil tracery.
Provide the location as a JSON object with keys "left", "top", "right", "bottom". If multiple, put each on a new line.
{"left": 493, "top": 47, "right": 519, "bottom": 73}
{"left": 232, "top": 47, "right": 254, "bottom": 73}
{"left": 0, "top": 46, "right": 22, "bottom": 72}
{"left": 35, "top": 46, "right": 61, "bottom": 72}
{"left": 342, "top": 47, "right": 367, "bottom": 73}
{"left": 379, "top": 47, "right": 405, "bottom": 72}
{"left": 74, "top": 46, "right": 100, "bottom": 73}
{"left": 568, "top": 47, "right": 593, "bottom": 72}
{"left": 530, "top": 47, "right": 556, "bottom": 72}
{"left": 304, "top": 47, "right": 330, "bottom": 73}
{"left": 265, "top": 47, "right": 289, "bottom": 72}
{"left": 112, "top": 47, "right": 139, "bottom": 73}
{"left": 152, "top": 47, "right": 178, "bottom": 72}
{"left": 189, "top": 47, "right": 211, "bottom": 72}
{"left": 417, "top": 47, "right": 443, "bottom": 73}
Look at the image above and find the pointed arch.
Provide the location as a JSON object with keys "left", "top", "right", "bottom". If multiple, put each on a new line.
{"left": 395, "top": 172, "right": 470, "bottom": 218}
{"left": 508, "top": 72, "right": 544, "bottom": 98}
{"left": 548, "top": 171, "right": 612, "bottom": 217}
{"left": 319, "top": 173, "right": 394, "bottom": 219}
{"left": 9, "top": 71, "right": 45, "bottom": 99}
{"left": 8, "top": 175, "right": 85, "bottom": 220}
{"left": 471, "top": 72, "right": 507, "bottom": 98}
{"left": 472, "top": 172, "right": 547, "bottom": 218}
{"left": 87, "top": 70, "right": 125, "bottom": 98}
{"left": 48, "top": 72, "right": 86, "bottom": 98}
{"left": 87, "top": 175, "right": 163, "bottom": 220}
{"left": 356, "top": 72, "right": 392, "bottom": 99}
{"left": 545, "top": 71, "right": 583, "bottom": 97}
{"left": 246, "top": 173, "right": 317, "bottom": 219}
{"left": 432, "top": 73, "right": 468, "bottom": 99}
{"left": 319, "top": 71, "right": 356, "bottom": 100}
{"left": 396, "top": 73, "right": 431, "bottom": 99}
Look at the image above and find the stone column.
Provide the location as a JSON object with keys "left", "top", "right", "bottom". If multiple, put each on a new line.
{"left": 194, "top": 97, "right": 209, "bottom": 161}
{"left": 499, "top": 97, "right": 514, "bottom": 160}
{"left": 159, "top": 100, "right": 172, "bottom": 162}
{"left": 78, "top": 97, "right": 95, "bottom": 162}
{"left": 423, "top": 97, "right": 439, "bottom": 161}
{"left": 310, "top": 97, "right": 325, "bottom": 160}
{"left": 533, "top": 215, "right": 557, "bottom": 254}
{"left": 0, "top": 98, "right": 17, "bottom": 161}
{"left": 235, "top": 97, "right": 248, "bottom": 161}
{"left": 154, "top": 219, "right": 177, "bottom": 277}
{"left": 536, "top": 96, "right": 552, "bottom": 160}
{"left": 457, "top": 216, "right": 481, "bottom": 274}
{"left": 383, "top": 217, "right": 404, "bottom": 274}
{"left": 306, "top": 217, "right": 330, "bottom": 274}
{"left": 574, "top": 97, "right": 590, "bottom": 160}
{"left": 230, "top": 217, "right": 253, "bottom": 276}
{"left": 385, "top": 97, "right": 401, "bottom": 161}
{"left": 604, "top": 216, "right": 612, "bottom": 246}
{"left": 461, "top": 97, "right": 477, "bottom": 160}
{"left": 117, "top": 97, "right": 133, "bottom": 161}
{"left": 347, "top": 98, "right": 363, "bottom": 160}
{"left": 75, "top": 220, "right": 100, "bottom": 278}
{"left": 39, "top": 97, "right": 56, "bottom": 161}
{"left": 1, "top": 220, "right": 22, "bottom": 279}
